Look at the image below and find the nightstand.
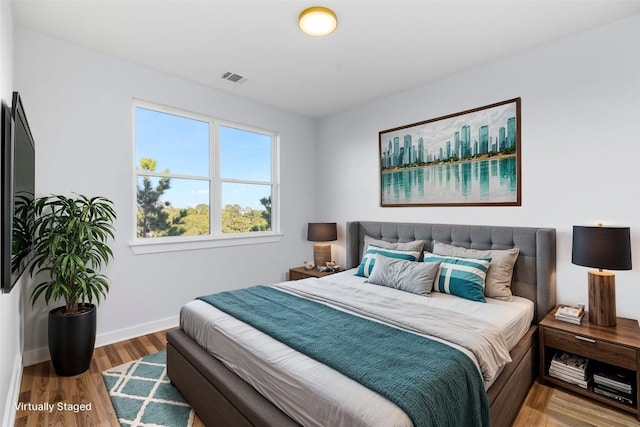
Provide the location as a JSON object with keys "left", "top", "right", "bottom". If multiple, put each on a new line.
{"left": 539, "top": 308, "right": 640, "bottom": 419}
{"left": 288, "top": 266, "right": 337, "bottom": 281}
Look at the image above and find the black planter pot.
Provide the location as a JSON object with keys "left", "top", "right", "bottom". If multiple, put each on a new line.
{"left": 48, "top": 303, "right": 97, "bottom": 376}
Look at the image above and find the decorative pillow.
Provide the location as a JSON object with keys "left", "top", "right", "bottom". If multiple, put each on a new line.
{"left": 355, "top": 245, "right": 420, "bottom": 277}
{"left": 432, "top": 241, "right": 519, "bottom": 301}
{"left": 368, "top": 255, "right": 440, "bottom": 296}
{"left": 423, "top": 252, "right": 491, "bottom": 302}
{"left": 363, "top": 235, "right": 425, "bottom": 253}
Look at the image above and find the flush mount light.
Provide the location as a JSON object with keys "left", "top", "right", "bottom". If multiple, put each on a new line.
{"left": 298, "top": 6, "right": 338, "bottom": 36}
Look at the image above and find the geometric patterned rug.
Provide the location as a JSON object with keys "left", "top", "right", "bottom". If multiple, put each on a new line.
{"left": 102, "top": 350, "right": 195, "bottom": 427}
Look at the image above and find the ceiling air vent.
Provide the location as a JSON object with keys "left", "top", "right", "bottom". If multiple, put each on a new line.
{"left": 221, "top": 71, "right": 247, "bottom": 84}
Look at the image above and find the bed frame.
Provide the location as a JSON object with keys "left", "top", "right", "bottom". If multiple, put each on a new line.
{"left": 167, "top": 221, "right": 556, "bottom": 427}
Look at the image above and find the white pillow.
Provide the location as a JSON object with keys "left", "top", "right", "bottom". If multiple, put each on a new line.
{"left": 364, "top": 235, "right": 425, "bottom": 253}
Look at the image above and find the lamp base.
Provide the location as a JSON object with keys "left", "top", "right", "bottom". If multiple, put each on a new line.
{"left": 588, "top": 270, "right": 616, "bottom": 327}
{"left": 313, "top": 243, "right": 332, "bottom": 268}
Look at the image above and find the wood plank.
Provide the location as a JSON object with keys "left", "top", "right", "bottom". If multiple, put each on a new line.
{"left": 514, "top": 381, "right": 640, "bottom": 427}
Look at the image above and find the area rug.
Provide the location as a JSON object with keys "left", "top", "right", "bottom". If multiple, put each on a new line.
{"left": 102, "top": 350, "right": 194, "bottom": 427}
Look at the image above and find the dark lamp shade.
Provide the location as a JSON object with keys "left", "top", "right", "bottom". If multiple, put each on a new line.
{"left": 572, "top": 226, "right": 632, "bottom": 270}
{"left": 307, "top": 222, "right": 337, "bottom": 242}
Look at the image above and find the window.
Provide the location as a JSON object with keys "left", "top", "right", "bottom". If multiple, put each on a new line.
{"left": 133, "top": 101, "right": 279, "bottom": 250}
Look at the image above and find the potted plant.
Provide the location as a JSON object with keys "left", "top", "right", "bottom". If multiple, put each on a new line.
{"left": 29, "top": 194, "right": 116, "bottom": 376}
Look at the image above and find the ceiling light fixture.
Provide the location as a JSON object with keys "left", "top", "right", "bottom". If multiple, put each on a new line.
{"left": 298, "top": 6, "right": 338, "bottom": 37}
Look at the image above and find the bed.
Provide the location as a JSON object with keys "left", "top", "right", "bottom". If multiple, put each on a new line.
{"left": 167, "top": 221, "right": 556, "bottom": 427}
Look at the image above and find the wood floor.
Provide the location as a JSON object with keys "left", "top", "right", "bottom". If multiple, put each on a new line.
{"left": 14, "top": 329, "right": 640, "bottom": 427}
{"left": 14, "top": 329, "right": 205, "bottom": 427}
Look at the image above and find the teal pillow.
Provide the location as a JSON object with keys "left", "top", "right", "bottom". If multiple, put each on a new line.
{"left": 355, "top": 245, "right": 420, "bottom": 277}
{"left": 423, "top": 252, "right": 491, "bottom": 302}
{"left": 432, "top": 241, "right": 519, "bottom": 301}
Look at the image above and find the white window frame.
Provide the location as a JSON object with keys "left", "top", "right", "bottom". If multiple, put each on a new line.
{"left": 130, "top": 100, "right": 281, "bottom": 254}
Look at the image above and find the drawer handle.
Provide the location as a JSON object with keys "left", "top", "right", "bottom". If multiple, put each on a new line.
{"left": 575, "top": 336, "right": 596, "bottom": 343}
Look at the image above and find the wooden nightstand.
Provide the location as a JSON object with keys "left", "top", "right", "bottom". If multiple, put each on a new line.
{"left": 288, "top": 266, "right": 337, "bottom": 281}
{"left": 539, "top": 308, "right": 640, "bottom": 419}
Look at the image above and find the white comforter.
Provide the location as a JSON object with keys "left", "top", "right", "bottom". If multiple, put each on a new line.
{"left": 273, "top": 278, "right": 511, "bottom": 384}
{"left": 180, "top": 270, "right": 534, "bottom": 427}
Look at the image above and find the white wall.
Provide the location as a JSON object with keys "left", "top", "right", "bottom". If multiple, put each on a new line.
{"left": 0, "top": 3, "right": 24, "bottom": 426}
{"left": 14, "top": 28, "right": 318, "bottom": 363}
{"left": 317, "top": 15, "right": 640, "bottom": 320}
{"left": 11, "top": 10, "right": 640, "bottom": 369}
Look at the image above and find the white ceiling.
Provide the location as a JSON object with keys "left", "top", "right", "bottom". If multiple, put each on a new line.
{"left": 11, "top": 1, "right": 640, "bottom": 118}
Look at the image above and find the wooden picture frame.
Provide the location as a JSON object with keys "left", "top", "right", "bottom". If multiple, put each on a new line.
{"left": 379, "top": 98, "right": 521, "bottom": 207}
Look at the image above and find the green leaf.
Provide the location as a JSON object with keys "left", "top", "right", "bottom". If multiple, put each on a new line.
{"left": 27, "top": 193, "right": 116, "bottom": 313}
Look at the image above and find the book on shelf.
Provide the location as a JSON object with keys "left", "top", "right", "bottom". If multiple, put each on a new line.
{"left": 593, "top": 364, "right": 634, "bottom": 394}
{"left": 549, "top": 368, "right": 590, "bottom": 389}
{"left": 551, "top": 351, "right": 590, "bottom": 373}
{"left": 548, "top": 351, "right": 591, "bottom": 389}
{"left": 593, "top": 382, "right": 635, "bottom": 398}
{"left": 554, "top": 304, "right": 584, "bottom": 324}
{"left": 549, "top": 363, "right": 589, "bottom": 380}
{"left": 594, "top": 376, "right": 633, "bottom": 394}
{"left": 593, "top": 385, "right": 635, "bottom": 406}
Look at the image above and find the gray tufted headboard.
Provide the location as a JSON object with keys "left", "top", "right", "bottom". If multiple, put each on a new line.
{"left": 346, "top": 221, "right": 556, "bottom": 323}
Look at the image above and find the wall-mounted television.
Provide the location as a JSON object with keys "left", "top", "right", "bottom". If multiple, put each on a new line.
{"left": 1, "top": 92, "right": 36, "bottom": 293}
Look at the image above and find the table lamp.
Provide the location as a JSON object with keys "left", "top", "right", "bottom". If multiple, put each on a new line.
{"left": 571, "top": 225, "right": 632, "bottom": 327}
{"left": 307, "top": 222, "right": 337, "bottom": 268}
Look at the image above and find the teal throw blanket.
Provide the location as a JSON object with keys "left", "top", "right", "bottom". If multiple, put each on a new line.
{"left": 198, "top": 286, "right": 489, "bottom": 427}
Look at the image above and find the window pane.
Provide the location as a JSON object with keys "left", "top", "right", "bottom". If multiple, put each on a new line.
{"left": 137, "top": 176, "right": 210, "bottom": 238}
{"left": 221, "top": 183, "right": 271, "bottom": 233}
{"left": 135, "top": 107, "right": 209, "bottom": 176}
{"left": 220, "top": 125, "right": 271, "bottom": 181}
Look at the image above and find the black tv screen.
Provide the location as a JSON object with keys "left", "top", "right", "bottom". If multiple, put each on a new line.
{"left": 1, "top": 92, "right": 36, "bottom": 293}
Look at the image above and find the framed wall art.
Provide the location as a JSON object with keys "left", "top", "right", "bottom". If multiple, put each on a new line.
{"left": 379, "top": 97, "right": 521, "bottom": 207}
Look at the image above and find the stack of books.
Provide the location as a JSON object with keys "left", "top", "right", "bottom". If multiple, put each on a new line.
{"left": 554, "top": 304, "right": 585, "bottom": 324}
{"left": 549, "top": 351, "right": 591, "bottom": 388}
{"left": 593, "top": 364, "right": 636, "bottom": 406}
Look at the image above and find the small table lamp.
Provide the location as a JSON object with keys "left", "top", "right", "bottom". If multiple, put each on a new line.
{"left": 572, "top": 225, "right": 632, "bottom": 327}
{"left": 307, "top": 222, "right": 337, "bottom": 268}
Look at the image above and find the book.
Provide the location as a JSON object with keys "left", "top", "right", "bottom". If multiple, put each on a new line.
{"left": 549, "top": 368, "right": 589, "bottom": 389}
{"left": 551, "top": 351, "right": 590, "bottom": 374}
{"left": 548, "top": 351, "right": 592, "bottom": 388}
{"left": 593, "top": 364, "right": 634, "bottom": 393}
{"left": 550, "top": 371, "right": 589, "bottom": 383}
{"left": 594, "top": 376, "right": 633, "bottom": 393}
{"left": 549, "top": 363, "right": 589, "bottom": 379}
{"left": 593, "top": 382, "right": 634, "bottom": 398}
{"left": 593, "top": 386, "right": 635, "bottom": 406}
{"left": 556, "top": 305, "right": 584, "bottom": 319}
{"left": 554, "top": 314, "right": 583, "bottom": 324}
{"left": 554, "top": 305, "right": 584, "bottom": 324}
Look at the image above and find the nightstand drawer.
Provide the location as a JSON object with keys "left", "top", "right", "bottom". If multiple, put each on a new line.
{"left": 289, "top": 269, "right": 309, "bottom": 281}
{"left": 288, "top": 266, "right": 337, "bottom": 281}
{"left": 544, "top": 327, "right": 637, "bottom": 370}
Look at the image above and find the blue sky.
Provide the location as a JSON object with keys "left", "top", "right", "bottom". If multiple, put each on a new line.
{"left": 135, "top": 107, "right": 272, "bottom": 210}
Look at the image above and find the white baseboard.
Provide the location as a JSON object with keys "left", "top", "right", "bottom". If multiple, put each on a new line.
{"left": 2, "top": 353, "right": 23, "bottom": 427}
{"left": 22, "top": 315, "right": 179, "bottom": 367}
{"left": 95, "top": 315, "right": 179, "bottom": 348}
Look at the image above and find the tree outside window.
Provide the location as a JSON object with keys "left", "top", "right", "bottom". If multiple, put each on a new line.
{"left": 134, "top": 103, "right": 277, "bottom": 240}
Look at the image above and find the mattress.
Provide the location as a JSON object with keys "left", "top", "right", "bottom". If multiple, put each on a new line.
{"left": 180, "top": 269, "right": 534, "bottom": 427}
